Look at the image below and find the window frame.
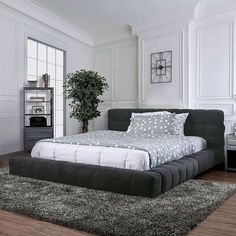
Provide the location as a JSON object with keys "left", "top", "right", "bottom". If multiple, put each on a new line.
{"left": 26, "top": 37, "right": 66, "bottom": 137}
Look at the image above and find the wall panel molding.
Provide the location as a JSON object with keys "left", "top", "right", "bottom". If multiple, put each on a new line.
{"left": 138, "top": 26, "right": 188, "bottom": 108}
{"left": 196, "top": 103, "right": 234, "bottom": 115}
{"left": 0, "top": 12, "right": 19, "bottom": 97}
{"left": 196, "top": 21, "right": 234, "bottom": 99}
{"left": 224, "top": 119, "right": 234, "bottom": 134}
{"left": 93, "top": 38, "right": 138, "bottom": 130}
{"left": 94, "top": 48, "right": 113, "bottom": 101}
{"left": 190, "top": 3, "right": 236, "bottom": 135}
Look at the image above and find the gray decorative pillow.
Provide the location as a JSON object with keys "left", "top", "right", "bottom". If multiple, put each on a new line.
{"left": 127, "top": 114, "right": 175, "bottom": 134}
{"left": 131, "top": 111, "right": 170, "bottom": 118}
{"left": 171, "top": 113, "right": 189, "bottom": 135}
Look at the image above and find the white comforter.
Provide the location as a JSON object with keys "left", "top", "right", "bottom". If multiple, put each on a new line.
{"left": 31, "top": 136, "right": 206, "bottom": 171}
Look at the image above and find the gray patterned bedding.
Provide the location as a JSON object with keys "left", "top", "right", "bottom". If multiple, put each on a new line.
{"left": 40, "top": 130, "right": 204, "bottom": 168}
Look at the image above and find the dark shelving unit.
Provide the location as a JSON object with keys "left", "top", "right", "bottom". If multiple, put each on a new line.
{"left": 23, "top": 87, "right": 54, "bottom": 151}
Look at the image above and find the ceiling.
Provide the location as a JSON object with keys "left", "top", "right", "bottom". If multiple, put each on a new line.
{"left": 31, "top": 0, "right": 199, "bottom": 45}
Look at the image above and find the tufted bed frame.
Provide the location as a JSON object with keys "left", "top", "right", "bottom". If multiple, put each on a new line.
{"left": 9, "top": 109, "right": 225, "bottom": 198}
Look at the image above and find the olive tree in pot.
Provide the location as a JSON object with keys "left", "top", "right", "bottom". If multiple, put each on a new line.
{"left": 64, "top": 69, "right": 108, "bottom": 133}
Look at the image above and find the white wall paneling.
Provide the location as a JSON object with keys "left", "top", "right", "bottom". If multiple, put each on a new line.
{"left": 197, "top": 103, "right": 234, "bottom": 115}
{"left": 0, "top": 12, "right": 21, "bottom": 154}
{"left": 94, "top": 49, "right": 113, "bottom": 101}
{"left": 93, "top": 102, "right": 113, "bottom": 131}
{"left": 134, "top": 17, "right": 190, "bottom": 108}
{"left": 196, "top": 21, "right": 233, "bottom": 99}
{"left": 224, "top": 119, "right": 234, "bottom": 135}
{"left": 114, "top": 44, "right": 138, "bottom": 101}
{"left": 189, "top": 3, "right": 236, "bottom": 134}
{"left": 92, "top": 38, "right": 138, "bottom": 130}
{"left": 0, "top": 2, "right": 92, "bottom": 154}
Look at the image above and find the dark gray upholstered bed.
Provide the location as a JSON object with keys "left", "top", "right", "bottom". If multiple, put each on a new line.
{"left": 9, "top": 109, "right": 225, "bottom": 198}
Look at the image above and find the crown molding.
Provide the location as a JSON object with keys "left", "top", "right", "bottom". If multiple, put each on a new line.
{"left": 94, "top": 31, "right": 134, "bottom": 46}
{"left": 131, "top": 9, "right": 195, "bottom": 36}
{"left": 0, "top": 0, "right": 93, "bottom": 46}
{"left": 195, "top": 0, "right": 236, "bottom": 19}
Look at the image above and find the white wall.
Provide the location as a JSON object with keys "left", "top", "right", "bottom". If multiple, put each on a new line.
{"left": 92, "top": 0, "right": 236, "bottom": 134}
{"left": 189, "top": 0, "right": 236, "bottom": 134}
{"left": 0, "top": 2, "right": 92, "bottom": 155}
{"left": 92, "top": 38, "right": 138, "bottom": 130}
{"left": 133, "top": 15, "right": 191, "bottom": 109}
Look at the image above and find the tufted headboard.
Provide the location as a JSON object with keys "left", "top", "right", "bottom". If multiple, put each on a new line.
{"left": 108, "top": 109, "right": 225, "bottom": 165}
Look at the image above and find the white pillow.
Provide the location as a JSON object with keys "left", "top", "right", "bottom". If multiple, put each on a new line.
{"left": 171, "top": 113, "right": 189, "bottom": 135}
{"left": 131, "top": 111, "right": 170, "bottom": 118}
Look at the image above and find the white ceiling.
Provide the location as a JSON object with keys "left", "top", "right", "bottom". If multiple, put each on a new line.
{"left": 31, "top": 0, "right": 199, "bottom": 45}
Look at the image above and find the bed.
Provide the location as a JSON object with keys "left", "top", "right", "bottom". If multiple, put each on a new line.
{"left": 9, "top": 109, "right": 225, "bottom": 198}
{"left": 31, "top": 131, "right": 207, "bottom": 171}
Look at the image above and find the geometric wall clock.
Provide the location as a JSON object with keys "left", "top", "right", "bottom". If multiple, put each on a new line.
{"left": 151, "top": 50, "right": 172, "bottom": 83}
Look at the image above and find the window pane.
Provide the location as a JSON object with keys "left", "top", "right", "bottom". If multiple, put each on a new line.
{"left": 56, "top": 50, "right": 64, "bottom": 66}
{"left": 48, "top": 47, "right": 55, "bottom": 64}
{"left": 56, "top": 80, "right": 63, "bottom": 95}
{"left": 27, "top": 39, "right": 37, "bottom": 59}
{"left": 49, "top": 79, "right": 55, "bottom": 88}
{"left": 56, "top": 110, "right": 63, "bottom": 125}
{"left": 48, "top": 64, "right": 55, "bottom": 79}
{"left": 27, "top": 58, "right": 37, "bottom": 75}
{"left": 38, "top": 43, "right": 47, "bottom": 61}
{"left": 37, "top": 60, "right": 46, "bottom": 77}
{"left": 56, "top": 65, "right": 63, "bottom": 81}
{"left": 56, "top": 95, "right": 63, "bottom": 110}
{"left": 27, "top": 38, "right": 65, "bottom": 138}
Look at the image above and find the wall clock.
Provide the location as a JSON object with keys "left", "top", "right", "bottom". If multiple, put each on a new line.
{"left": 151, "top": 50, "right": 172, "bottom": 83}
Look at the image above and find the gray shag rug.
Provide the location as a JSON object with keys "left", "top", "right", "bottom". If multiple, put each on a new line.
{"left": 0, "top": 169, "right": 236, "bottom": 236}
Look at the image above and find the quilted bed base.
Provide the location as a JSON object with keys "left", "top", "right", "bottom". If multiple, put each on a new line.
{"left": 9, "top": 149, "right": 216, "bottom": 198}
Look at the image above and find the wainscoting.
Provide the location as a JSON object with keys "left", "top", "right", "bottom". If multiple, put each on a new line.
{"left": 93, "top": 38, "right": 138, "bottom": 130}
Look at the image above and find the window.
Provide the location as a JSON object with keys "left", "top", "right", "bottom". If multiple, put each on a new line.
{"left": 27, "top": 38, "right": 65, "bottom": 137}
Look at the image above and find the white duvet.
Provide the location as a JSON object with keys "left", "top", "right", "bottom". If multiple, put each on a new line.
{"left": 31, "top": 136, "right": 206, "bottom": 171}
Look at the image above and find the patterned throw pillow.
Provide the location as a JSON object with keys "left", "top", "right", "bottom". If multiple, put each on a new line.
{"left": 127, "top": 113, "right": 175, "bottom": 134}
{"left": 171, "top": 113, "right": 189, "bottom": 135}
{"left": 131, "top": 111, "right": 170, "bottom": 118}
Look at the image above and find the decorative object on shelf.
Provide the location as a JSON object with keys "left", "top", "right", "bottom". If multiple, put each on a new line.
{"left": 23, "top": 87, "right": 54, "bottom": 150}
{"left": 151, "top": 50, "right": 172, "bottom": 83}
{"left": 64, "top": 69, "right": 109, "bottom": 133}
{"left": 30, "top": 116, "right": 47, "bottom": 127}
{"left": 30, "top": 96, "right": 45, "bottom": 101}
{"left": 42, "top": 73, "right": 50, "bottom": 88}
{"left": 28, "top": 80, "right": 37, "bottom": 87}
{"left": 32, "top": 106, "right": 44, "bottom": 115}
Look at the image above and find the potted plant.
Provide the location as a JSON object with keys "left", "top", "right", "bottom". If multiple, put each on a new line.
{"left": 64, "top": 69, "right": 109, "bottom": 133}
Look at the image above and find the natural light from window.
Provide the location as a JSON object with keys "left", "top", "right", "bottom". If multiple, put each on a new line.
{"left": 27, "top": 38, "right": 65, "bottom": 137}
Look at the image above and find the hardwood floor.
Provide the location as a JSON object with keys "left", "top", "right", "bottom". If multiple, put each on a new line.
{"left": 0, "top": 210, "right": 94, "bottom": 236}
{"left": 188, "top": 170, "right": 236, "bottom": 236}
{"left": 0, "top": 154, "right": 236, "bottom": 236}
{"left": 188, "top": 192, "right": 236, "bottom": 236}
{"left": 196, "top": 169, "right": 236, "bottom": 184}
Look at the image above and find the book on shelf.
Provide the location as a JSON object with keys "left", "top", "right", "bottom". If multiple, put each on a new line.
{"left": 29, "top": 96, "right": 45, "bottom": 101}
